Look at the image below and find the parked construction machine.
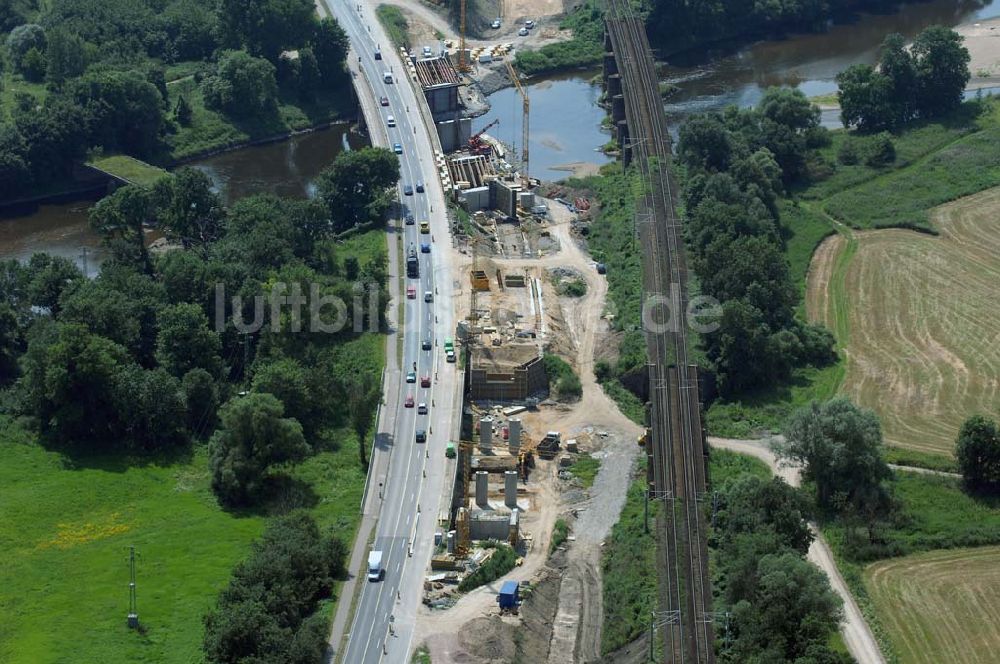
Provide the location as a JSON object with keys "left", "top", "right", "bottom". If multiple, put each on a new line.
{"left": 468, "top": 118, "right": 500, "bottom": 156}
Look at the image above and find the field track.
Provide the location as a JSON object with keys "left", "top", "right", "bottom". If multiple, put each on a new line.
{"left": 865, "top": 546, "right": 1000, "bottom": 664}
{"left": 806, "top": 187, "right": 1000, "bottom": 455}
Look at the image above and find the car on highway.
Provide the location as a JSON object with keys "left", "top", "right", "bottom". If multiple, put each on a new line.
{"left": 375, "top": 49, "right": 382, "bottom": 60}
{"left": 417, "top": 403, "right": 428, "bottom": 415}
{"left": 420, "top": 220, "right": 430, "bottom": 233}
{"left": 405, "top": 212, "right": 414, "bottom": 225}
{"left": 387, "top": 115, "right": 396, "bottom": 127}
{"left": 491, "top": 18, "right": 501, "bottom": 29}
{"left": 407, "top": 286, "right": 416, "bottom": 298}
{"left": 380, "top": 96, "right": 389, "bottom": 106}
{"left": 424, "top": 291, "right": 433, "bottom": 303}
{"left": 415, "top": 429, "right": 427, "bottom": 443}
{"left": 406, "top": 371, "right": 416, "bottom": 383}
{"left": 393, "top": 143, "right": 403, "bottom": 154}
{"left": 420, "top": 375, "right": 431, "bottom": 387}
{"left": 416, "top": 182, "right": 425, "bottom": 192}
{"left": 403, "top": 184, "right": 413, "bottom": 195}
{"left": 518, "top": 27, "right": 528, "bottom": 36}
{"left": 422, "top": 339, "right": 432, "bottom": 350}
{"left": 421, "top": 242, "right": 430, "bottom": 253}
{"left": 405, "top": 394, "right": 414, "bottom": 407}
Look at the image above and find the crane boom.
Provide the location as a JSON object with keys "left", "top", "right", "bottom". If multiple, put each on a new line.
{"left": 504, "top": 58, "right": 529, "bottom": 182}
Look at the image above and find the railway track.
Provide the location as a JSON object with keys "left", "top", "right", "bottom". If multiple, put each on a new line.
{"left": 604, "top": 3, "right": 715, "bottom": 662}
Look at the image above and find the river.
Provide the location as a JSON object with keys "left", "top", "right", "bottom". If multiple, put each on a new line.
{"left": 0, "top": 124, "right": 363, "bottom": 272}
{"left": 4, "top": 0, "right": 998, "bottom": 267}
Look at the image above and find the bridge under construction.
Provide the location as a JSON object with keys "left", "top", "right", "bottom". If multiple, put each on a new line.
{"left": 604, "top": 3, "right": 715, "bottom": 662}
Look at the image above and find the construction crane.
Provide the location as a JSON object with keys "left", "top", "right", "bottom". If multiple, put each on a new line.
{"left": 468, "top": 118, "right": 499, "bottom": 155}
{"left": 457, "top": 0, "right": 470, "bottom": 72}
{"left": 504, "top": 57, "right": 529, "bottom": 183}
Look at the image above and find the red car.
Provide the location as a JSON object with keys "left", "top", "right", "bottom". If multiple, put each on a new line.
{"left": 380, "top": 96, "right": 389, "bottom": 106}
{"left": 420, "top": 375, "right": 431, "bottom": 388}
{"left": 404, "top": 394, "right": 414, "bottom": 408}
{"left": 407, "top": 286, "right": 416, "bottom": 299}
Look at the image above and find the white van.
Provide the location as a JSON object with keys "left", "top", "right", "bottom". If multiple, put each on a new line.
{"left": 367, "top": 550, "right": 384, "bottom": 581}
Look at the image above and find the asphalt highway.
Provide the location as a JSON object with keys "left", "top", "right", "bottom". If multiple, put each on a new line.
{"left": 325, "top": 2, "right": 459, "bottom": 662}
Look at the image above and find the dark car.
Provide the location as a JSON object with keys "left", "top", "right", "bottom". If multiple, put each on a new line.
{"left": 422, "top": 339, "right": 432, "bottom": 350}
{"left": 420, "top": 243, "right": 430, "bottom": 253}
{"left": 405, "top": 212, "right": 415, "bottom": 225}
{"left": 403, "top": 185, "right": 413, "bottom": 196}
{"left": 415, "top": 429, "right": 427, "bottom": 443}
{"left": 420, "top": 375, "right": 431, "bottom": 387}
{"left": 415, "top": 182, "right": 425, "bottom": 193}
{"left": 375, "top": 49, "right": 382, "bottom": 60}
{"left": 380, "top": 96, "right": 389, "bottom": 106}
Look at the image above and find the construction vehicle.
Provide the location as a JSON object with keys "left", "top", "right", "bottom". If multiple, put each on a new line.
{"left": 468, "top": 118, "right": 500, "bottom": 156}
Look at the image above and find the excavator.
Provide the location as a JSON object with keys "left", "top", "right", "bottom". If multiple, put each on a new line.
{"left": 467, "top": 118, "right": 499, "bottom": 156}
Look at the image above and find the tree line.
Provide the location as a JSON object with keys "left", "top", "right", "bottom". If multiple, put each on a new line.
{"left": 1, "top": 147, "right": 400, "bottom": 511}
{"left": 0, "top": 0, "right": 349, "bottom": 200}
{"left": 677, "top": 87, "right": 838, "bottom": 397}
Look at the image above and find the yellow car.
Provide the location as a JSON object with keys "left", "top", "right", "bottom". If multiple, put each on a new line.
{"left": 420, "top": 221, "right": 430, "bottom": 234}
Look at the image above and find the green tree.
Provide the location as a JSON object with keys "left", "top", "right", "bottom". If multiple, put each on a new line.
{"left": 314, "top": 147, "right": 400, "bottom": 231}
{"left": 201, "top": 50, "right": 278, "bottom": 118}
{"left": 217, "top": 0, "right": 318, "bottom": 62}
{"left": 44, "top": 29, "right": 86, "bottom": 88}
{"left": 296, "top": 46, "right": 320, "bottom": 102}
{"left": 0, "top": 304, "right": 22, "bottom": 385}
{"left": 182, "top": 367, "right": 220, "bottom": 438}
{"left": 6, "top": 23, "right": 45, "bottom": 72}
{"left": 836, "top": 64, "right": 894, "bottom": 132}
{"left": 714, "top": 475, "right": 813, "bottom": 554}
{"left": 18, "top": 322, "right": 131, "bottom": 446}
{"left": 758, "top": 86, "right": 820, "bottom": 132}
{"left": 879, "top": 33, "right": 918, "bottom": 126}
{"left": 0, "top": 125, "right": 32, "bottom": 200}
{"left": 311, "top": 16, "right": 349, "bottom": 85}
{"left": 252, "top": 357, "right": 321, "bottom": 440}
{"left": 89, "top": 184, "right": 154, "bottom": 273}
{"left": 708, "top": 299, "right": 790, "bottom": 396}
{"left": 58, "top": 278, "right": 144, "bottom": 358}
{"left": 71, "top": 70, "right": 165, "bottom": 156}
{"left": 24, "top": 252, "right": 83, "bottom": 314}
{"left": 912, "top": 25, "right": 970, "bottom": 118}
{"left": 203, "top": 599, "right": 288, "bottom": 663}
{"left": 726, "top": 553, "right": 843, "bottom": 662}
{"left": 174, "top": 94, "right": 193, "bottom": 126}
{"left": 208, "top": 393, "right": 310, "bottom": 506}
{"left": 152, "top": 167, "right": 225, "bottom": 250}
{"left": 19, "top": 45, "right": 46, "bottom": 81}
{"left": 116, "top": 365, "right": 189, "bottom": 450}
{"left": 778, "top": 398, "right": 893, "bottom": 538}
{"left": 677, "top": 113, "right": 733, "bottom": 172}
{"left": 956, "top": 415, "right": 1000, "bottom": 493}
{"left": 348, "top": 373, "right": 378, "bottom": 467}
{"left": 155, "top": 302, "right": 223, "bottom": 378}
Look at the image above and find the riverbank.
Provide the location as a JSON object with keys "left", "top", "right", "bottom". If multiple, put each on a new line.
{"left": 958, "top": 17, "right": 1000, "bottom": 88}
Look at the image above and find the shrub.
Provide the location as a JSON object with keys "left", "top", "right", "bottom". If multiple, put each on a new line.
{"left": 864, "top": 132, "right": 896, "bottom": 167}
{"left": 837, "top": 138, "right": 860, "bottom": 165}
{"left": 550, "top": 519, "right": 570, "bottom": 553}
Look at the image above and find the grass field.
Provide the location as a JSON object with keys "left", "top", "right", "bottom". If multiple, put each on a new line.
{"left": 806, "top": 187, "right": 1000, "bottom": 455}
{"left": 86, "top": 155, "right": 169, "bottom": 187}
{"left": 0, "top": 414, "right": 368, "bottom": 663}
{"left": 865, "top": 546, "right": 1000, "bottom": 664}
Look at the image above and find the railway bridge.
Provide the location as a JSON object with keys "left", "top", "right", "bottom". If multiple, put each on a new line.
{"left": 603, "top": 4, "right": 716, "bottom": 663}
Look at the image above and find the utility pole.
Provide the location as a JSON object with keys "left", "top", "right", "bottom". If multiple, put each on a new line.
{"left": 127, "top": 545, "right": 139, "bottom": 629}
{"left": 80, "top": 247, "right": 89, "bottom": 279}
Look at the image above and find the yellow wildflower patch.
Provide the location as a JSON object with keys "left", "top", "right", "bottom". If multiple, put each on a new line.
{"left": 38, "top": 513, "right": 131, "bottom": 550}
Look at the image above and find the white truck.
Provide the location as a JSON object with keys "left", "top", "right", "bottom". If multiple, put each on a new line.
{"left": 367, "top": 550, "right": 384, "bottom": 582}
